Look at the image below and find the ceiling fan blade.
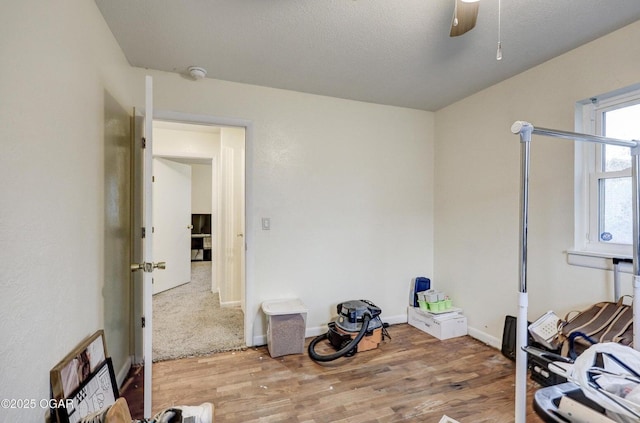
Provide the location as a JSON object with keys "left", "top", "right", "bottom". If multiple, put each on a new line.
{"left": 450, "top": 0, "right": 479, "bottom": 37}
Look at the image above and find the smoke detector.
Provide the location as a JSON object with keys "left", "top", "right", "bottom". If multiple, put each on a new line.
{"left": 188, "top": 66, "right": 207, "bottom": 80}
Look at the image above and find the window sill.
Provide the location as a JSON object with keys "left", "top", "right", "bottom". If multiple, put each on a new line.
{"left": 566, "top": 249, "right": 633, "bottom": 272}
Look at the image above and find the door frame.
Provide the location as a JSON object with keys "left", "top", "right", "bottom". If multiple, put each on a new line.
{"left": 134, "top": 109, "right": 254, "bottom": 349}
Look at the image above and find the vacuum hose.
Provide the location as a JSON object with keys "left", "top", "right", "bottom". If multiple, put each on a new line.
{"left": 308, "top": 313, "right": 372, "bottom": 362}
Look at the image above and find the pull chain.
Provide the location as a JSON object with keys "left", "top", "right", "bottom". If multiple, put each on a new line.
{"left": 496, "top": 0, "right": 502, "bottom": 60}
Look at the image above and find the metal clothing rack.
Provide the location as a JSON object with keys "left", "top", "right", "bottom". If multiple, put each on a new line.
{"left": 511, "top": 121, "right": 640, "bottom": 423}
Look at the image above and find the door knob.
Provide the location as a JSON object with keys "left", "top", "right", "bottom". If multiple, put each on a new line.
{"left": 237, "top": 233, "right": 244, "bottom": 238}
{"left": 188, "top": 225, "right": 194, "bottom": 229}
{"left": 130, "top": 261, "right": 167, "bottom": 272}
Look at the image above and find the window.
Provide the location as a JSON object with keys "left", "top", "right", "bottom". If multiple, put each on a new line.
{"left": 575, "top": 87, "right": 640, "bottom": 258}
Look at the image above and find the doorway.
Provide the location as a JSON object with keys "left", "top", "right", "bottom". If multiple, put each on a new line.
{"left": 151, "top": 120, "right": 247, "bottom": 361}
{"left": 128, "top": 100, "right": 254, "bottom": 417}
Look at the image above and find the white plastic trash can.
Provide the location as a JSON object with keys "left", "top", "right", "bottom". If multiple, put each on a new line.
{"left": 261, "top": 298, "right": 308, "bottom": 358}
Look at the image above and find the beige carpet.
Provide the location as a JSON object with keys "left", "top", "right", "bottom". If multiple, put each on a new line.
{"left": 152, "top": 261, "right": 245, "bottom": 361}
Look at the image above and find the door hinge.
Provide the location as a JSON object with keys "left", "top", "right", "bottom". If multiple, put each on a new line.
{"left": 141, "top": 137, "right": 146, "bottom": 149}
{"left": 141, "top": 316, "right": 146, "bottom": 328}
{"left": 152, "top": 176, "right": 155, "bottom": 182}
{"left": 141, "top": 227, "right": 146, "bottom": 239}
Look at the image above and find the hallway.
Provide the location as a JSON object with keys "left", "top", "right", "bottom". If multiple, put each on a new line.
{"left": 152, "top": 262, "right": 245, "bottom": 361}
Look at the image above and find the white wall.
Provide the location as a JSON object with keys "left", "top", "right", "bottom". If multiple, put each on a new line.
{"left": 191, "top": 164, "right": 213, "bottom": 214}
{"left": 0, "top": 1, "right": 132, "bottom": 422}
{"left": 153, "top": 126, "right": 221, "bottom": 159}
{"left": 128, "top": 70, "right": 436, "bottom": 343}
{"left": 434, "top": 21, "right": 640, "bottom": 347}
{"left": 153, "top": 126, "right": 220, "bottom": 214}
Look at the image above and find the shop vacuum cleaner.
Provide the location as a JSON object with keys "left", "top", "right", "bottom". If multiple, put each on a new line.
{"left": 308, "top": 300, "right": 389, "bottom": 362}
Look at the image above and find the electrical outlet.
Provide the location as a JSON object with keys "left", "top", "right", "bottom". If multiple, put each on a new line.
{"left": 261, "top": 218, "right": 271, "bottom": 230}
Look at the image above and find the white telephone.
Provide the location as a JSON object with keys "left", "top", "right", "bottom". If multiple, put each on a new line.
{"left": 528, "top": 310, "right": 561, "bottom": 350}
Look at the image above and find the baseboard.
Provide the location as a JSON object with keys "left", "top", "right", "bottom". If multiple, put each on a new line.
{"left": 467, "top": 327, "right": 502, "bottom": 350}
{"left": 384, "top": 311, "right": 503, "bottom": 352}
{"left": 116, "top": 355, "right": 133, "bottom": 389}
{"left": 384, "top": 313, "right": 409, "bottom": 326}
{"left": 251, "top": 314, "right": 502, "bottom": 353}
{"left": 252, "top": 313, "right": 408, "bottom": 347}
{"left": 220, "top": 300, "right": 241, "bottom": 308}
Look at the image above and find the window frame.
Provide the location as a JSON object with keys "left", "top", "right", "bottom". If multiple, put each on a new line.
{"left": 573, "top": 86, "right": 640, "bottom": 260}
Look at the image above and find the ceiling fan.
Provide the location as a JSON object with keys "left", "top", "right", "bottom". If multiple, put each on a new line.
{"left": 450, "top": 0, "right": 480, "bottom": 37}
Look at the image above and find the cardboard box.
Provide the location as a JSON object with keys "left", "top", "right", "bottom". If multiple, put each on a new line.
{"left": 407, "top": 306, "right": 467, "bottom": 340}
{"left": 334, "top": 325, "right": 382, "bottom": 352}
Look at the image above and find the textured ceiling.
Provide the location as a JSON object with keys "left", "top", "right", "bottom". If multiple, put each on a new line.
{"left": 95, "top": 0, "right": 640, "bottom": 111}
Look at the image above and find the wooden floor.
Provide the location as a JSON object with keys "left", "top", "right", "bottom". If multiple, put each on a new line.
{"left": 144, "top": 324, "right": 546, "bottom": 422}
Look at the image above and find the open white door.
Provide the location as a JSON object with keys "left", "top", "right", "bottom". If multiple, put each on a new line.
{"left": 152, "top": 157, "right": 192, "bottom": 294}
{"left": 130, "top": 76, "right": 158, "bottom": 418}
{"left": 140, "top": 75, "right": 161, "bottom": 418}
{"left": 132, "top": 76, "right": 164, "bottom": 418}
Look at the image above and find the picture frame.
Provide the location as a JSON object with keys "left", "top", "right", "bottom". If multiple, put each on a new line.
{"left": 50, "top": 330, "right": 107, "bottom": 403}
{"left": 56, "top": 357, "right": 118, "bottom": 423}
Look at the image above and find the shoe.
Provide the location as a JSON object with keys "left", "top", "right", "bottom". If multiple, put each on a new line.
{"left": 152, "top": 408, "right": 179, "bottom": 423}
{"left": 79, "top": 408, "right": 108, "bottom": 423}
{"left": 80, "top": 398, "right": 133, "bottom": 423}
{"left": 151, "top": 402, "right": 213, "bottom": 423}
{"left": 173, "top": 402, "right": 213, "bottom": 423}
{"left": 105, "top": 398, "right": 133, "bottom": 423}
